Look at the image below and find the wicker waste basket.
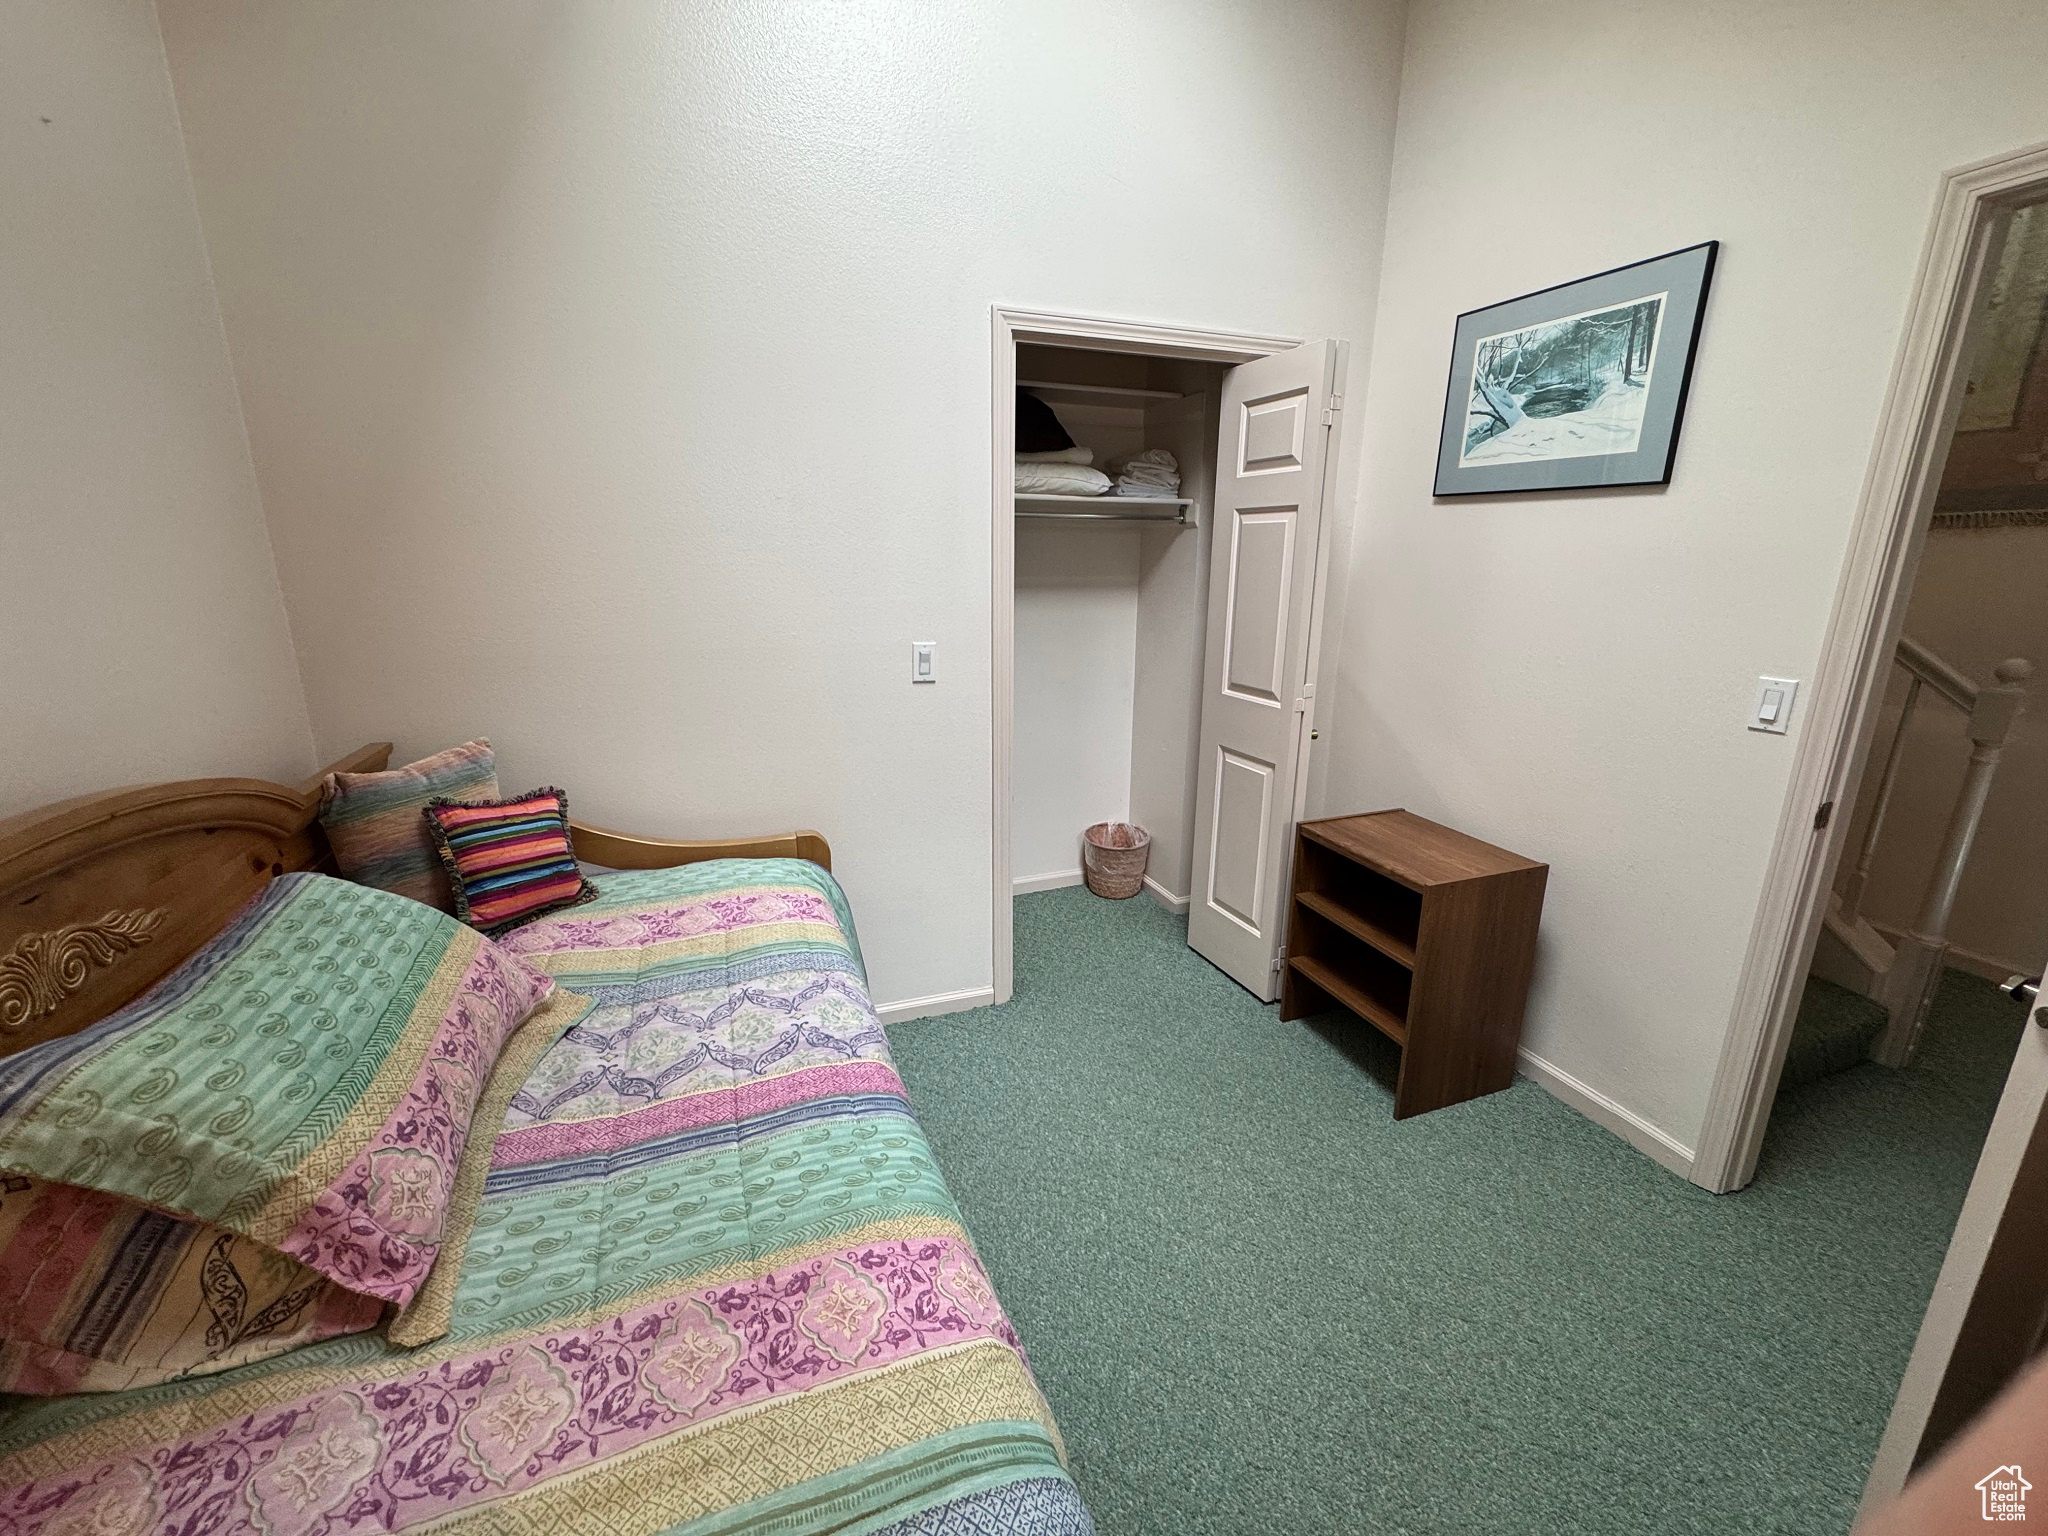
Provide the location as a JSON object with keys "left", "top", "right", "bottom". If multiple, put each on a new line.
{"left": 1081, "top": 822, "right": 1151, "bottom": 899}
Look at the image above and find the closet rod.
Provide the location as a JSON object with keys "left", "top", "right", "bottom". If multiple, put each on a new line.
{"left": 1016, "top": 499, "right": 1196, "bottom": 527}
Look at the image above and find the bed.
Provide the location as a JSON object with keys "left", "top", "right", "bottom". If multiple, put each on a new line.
{"left": 0, "top": 747, "right": 1092, "bottom": 1535}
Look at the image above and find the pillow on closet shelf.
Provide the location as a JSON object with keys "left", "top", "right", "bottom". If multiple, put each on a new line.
{"left": 0, "top": 872, "right": 586, "bottom": 1392}
{"left": 424, "top": 787, "right": 599, "bottom": 936}
{"left": 1015, "top": 461, "right": 1112, "bottom": 496}
{"left": 319, "top": 738, "right": 499, "bottom": 911}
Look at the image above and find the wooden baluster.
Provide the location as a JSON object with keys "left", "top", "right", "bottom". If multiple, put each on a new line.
{"left": 1844, "top": 672, "right": 1923, "bottom": 920}
{"left": 1873, "top": 657, "right": 2034, "bottom": 1065}
{"left": 1915, "top": 658, "right": 2033, "bottom": 938}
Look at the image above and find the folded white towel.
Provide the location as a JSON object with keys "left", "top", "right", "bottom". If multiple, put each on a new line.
{"left": 1107, "top": 449, "right": 1180, "bottom": 495}
{"left": 1109, "top": 449, "right": 1179, "bottom": 476}
{"left": 1015, "top": 461, "right": 1112, "bottom": 496}
{"left": 1015, "top": 446, "right": 1095, "bottom": 465}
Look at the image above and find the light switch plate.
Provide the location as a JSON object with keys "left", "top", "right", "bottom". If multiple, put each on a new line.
{"left": 911, "top": 641, "right": 936, "bottom": 683}
{"left": 1750, "top": 676, "right": 1798, "bottom": 734}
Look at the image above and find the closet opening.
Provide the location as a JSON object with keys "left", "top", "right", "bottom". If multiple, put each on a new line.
{"left": 990, "top": 309, "right": 1348, "bottom": 1008}
{"left": 1011, "top": 343, "right": 1224, "bottom": 928}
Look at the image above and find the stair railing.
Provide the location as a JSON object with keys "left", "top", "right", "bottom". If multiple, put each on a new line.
{"left": 1845, "top": 636, "right": 2032, "bottom": 1063}
{"left": 1842, "top": 639, "right": 2006, "bottom": 917}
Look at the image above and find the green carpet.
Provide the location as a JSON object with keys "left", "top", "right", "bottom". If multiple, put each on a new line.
{"left": 1779, "top": 975, "right": 1888, "bottom": 1093}
{"left": 887, "top": 888, "right": 2027, "bottom": 1536}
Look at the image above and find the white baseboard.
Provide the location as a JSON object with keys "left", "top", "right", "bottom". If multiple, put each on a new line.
{"left": 1014, "top": 867, "right": 1188, "bottom": 912}
{"left": 1517, "top": 1048, "right": 1696, "bottom": 1180}
{"left": 1012, "top": 869, "right": 1083, "bottom": 895}
{"left": 1143, "top": 875, "right": 1190, "bottom": 914}
{"left": 875, "top": 987, "right": 996, "bottom": 1026}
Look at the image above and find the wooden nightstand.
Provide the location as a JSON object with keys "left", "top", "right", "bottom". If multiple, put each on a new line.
{"left": 1282, "top": 810, "right": 1547, "bottom": 1118}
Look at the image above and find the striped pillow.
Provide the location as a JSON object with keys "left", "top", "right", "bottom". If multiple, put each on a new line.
{"left": 319, "top": 739, "right": 499, "bottom": 911}
{"left": 425, "top": 788, "right": 599, "bottom": 934}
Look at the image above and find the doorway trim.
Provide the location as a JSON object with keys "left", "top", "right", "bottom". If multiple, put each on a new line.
{"left": 1692, "top": 140, "right": 2048, "bottom": 1194}
{"left": 990, "top": 306, "right": 1299, "bottom": 1004}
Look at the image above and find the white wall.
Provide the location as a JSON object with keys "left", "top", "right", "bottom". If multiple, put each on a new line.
{"left": 156, "top": 0, "right": 1407, "bottom": 1008}
{"left": 1129, "top": 366, "right": 1224, "bottom": 906}
{"left": 1014, "top": 526, "right": 1138, "bottom": 884}
{"left": 1318, "top": 0, "right": 2048, "bottom": 1161}
{"left": 0, "top": 0, "right": 312, "bottom": 818}
{"left": 1014, "top": 384, "right": 1145, "bottom": 888}
{"left": 1843, "top": 527, "right": 2048, "bottom": 974}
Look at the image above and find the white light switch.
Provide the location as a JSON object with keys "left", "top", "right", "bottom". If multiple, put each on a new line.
{"left": 912, "top": 641, "right": 936, "bottom": 683}
{"left": 1750, "top": 676, "right": 1798, "bottom": 734}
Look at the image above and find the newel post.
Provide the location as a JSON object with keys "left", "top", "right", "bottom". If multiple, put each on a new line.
{"left": 1873, "top": 657, "right": 2034, "bottom": 1065}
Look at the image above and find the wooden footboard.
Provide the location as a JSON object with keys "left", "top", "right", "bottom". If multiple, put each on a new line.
{"left": 569, "top": 821, "right": 830, "bottom": 872}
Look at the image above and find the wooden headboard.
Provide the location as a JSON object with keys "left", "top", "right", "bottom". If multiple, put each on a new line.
{"left": 0, "top": 744, "right": 392, "bottom": 1060}
{"left": 0, "top": 743, "right": 832, "bottom": 1060}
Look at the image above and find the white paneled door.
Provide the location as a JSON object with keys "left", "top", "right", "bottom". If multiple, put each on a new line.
{"left": 1187, "top": 340, "right": 1344, "bottom": 998}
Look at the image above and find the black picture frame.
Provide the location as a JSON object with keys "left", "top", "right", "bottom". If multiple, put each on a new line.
{"left": 1432, "top": 241, "right": 1718, "bottom": 496}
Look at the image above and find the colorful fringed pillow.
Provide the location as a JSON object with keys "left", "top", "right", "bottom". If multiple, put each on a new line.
{"left": 319, "top": 739, "right": 499, "bottom": 911}
{"left": 0, "top": 873, "right": 587, "bottom": 1392}
{"left": 425, "top": 788, "right": 599, "bottom": 935}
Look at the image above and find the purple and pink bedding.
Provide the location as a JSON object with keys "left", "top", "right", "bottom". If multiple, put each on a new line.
{"left": 0, "top": 860, "right": 1092, "bottom": 1535}
{"left": 0, "top": 874, "right": 573, "bottom": 1395}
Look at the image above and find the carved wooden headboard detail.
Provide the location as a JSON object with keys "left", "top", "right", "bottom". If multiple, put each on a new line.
{"left": 0, "top": 743, "right": 392, "bottom": 1060}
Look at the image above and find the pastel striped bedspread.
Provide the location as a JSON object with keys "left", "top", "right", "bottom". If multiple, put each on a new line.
{"left": 0, "top": 860, "right": 1091, "bottom": 1536}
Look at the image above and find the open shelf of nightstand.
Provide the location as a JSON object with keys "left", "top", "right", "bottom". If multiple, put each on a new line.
{"left": 1287, "top": 954, "right": 1407, "bottom": 1045}
{"left": 1283, "top": 810, "right": 1547, "bottom": 1119}
{"left": 1293, "top": 890, "right": 1417, "bottom": 969}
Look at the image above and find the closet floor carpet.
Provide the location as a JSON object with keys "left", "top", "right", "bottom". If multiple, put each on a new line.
{"left": 886, "top": 887, "right": 2025, "bottom": 1536}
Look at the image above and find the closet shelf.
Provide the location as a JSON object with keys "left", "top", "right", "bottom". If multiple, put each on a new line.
{"left": 1017, "top": 379, "right": 1186, "bottom": 404}
{"left": 1016, "top": 494, "right": 1197, "bottom": 526}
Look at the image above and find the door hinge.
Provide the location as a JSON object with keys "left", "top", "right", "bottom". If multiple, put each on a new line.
{"left": 1813, "top": 799, "right": 1834, "bottom": 831}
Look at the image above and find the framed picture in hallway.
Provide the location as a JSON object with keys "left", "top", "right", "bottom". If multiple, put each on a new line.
{"left": 1433, "top": 241, "right": 1718, "bottom": 496}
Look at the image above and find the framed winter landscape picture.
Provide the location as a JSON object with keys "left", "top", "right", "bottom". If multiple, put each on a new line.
{"left": 1433, "top": 241, "right": 1718, "bottom": 495}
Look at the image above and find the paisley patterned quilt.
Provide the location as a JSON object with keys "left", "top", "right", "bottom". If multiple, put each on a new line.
{"left": 0, "top": 860, "right": 1091, "bottom": 1536}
